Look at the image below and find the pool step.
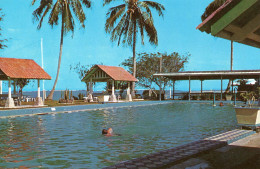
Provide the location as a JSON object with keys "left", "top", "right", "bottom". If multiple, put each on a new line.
{"left": 103, "top": 129, "right": 256, "bottom": 169}
{"left": 205, "top": 129, "right": 256, "bottom": 144}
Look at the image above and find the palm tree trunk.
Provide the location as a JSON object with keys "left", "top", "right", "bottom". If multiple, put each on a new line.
{"left": 225, "top": 40, "right": 233, "bottom": 93}
{"left": 131, "top": 21, "right": 137, "bottom": 97}
{"left": 47, "top": 22, "right": 64, "bottom": 100}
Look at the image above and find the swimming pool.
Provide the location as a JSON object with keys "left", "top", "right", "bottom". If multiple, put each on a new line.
{"left": 0, "top": 102, "right": 237, "bottom": 168}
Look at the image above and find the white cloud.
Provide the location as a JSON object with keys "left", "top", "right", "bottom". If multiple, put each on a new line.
{"left": 7, "top": 28, "right": 18, "bottom": 32}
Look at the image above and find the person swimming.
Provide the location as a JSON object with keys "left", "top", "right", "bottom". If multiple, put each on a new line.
{"left": 102, "top": 128, "right": 120, "bottom": 136}
{"left": 102, "top": 129, "right": 108, "bottom": 135}
{"left": 219, "top": 102, "right": 224, "bottom": 106}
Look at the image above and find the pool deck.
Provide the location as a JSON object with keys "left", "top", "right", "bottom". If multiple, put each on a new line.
{"left": 104, "top": 129, "right": 260, "bottom": 169}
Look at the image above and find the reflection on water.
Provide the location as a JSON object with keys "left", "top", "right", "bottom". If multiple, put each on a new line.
{"left": 0, "top": 102, "right": 237, "bottom": 168}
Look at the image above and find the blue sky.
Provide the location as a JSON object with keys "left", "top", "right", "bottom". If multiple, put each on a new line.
{"left": 0, "top": 0, "right": 259, "bottom": 92}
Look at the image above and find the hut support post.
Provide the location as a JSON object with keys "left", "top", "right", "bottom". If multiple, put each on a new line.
{"left": 189, "top": 76, "right": 191, "bottom": 101}
{"left": 232, "top": 80, "right": 234, "bottom": 94}
{"left": 88, "top": 78, "right": 93, "bottom": 102}
{"left": 201, "top": 80, "right": 203, "bottom": 100}
{"left": 0, "top": 80, "right": 2, "bottom": 94}
{"left": 38, "top": 79, "right": 40, "bottom": 98}
{"left": 221, "top": 76, "right": 223, "bottom": 101}
{"left": 111, "top": 80, "right": 117, "bottom": 102}
{"left": 35, "top": 79, "right": 43, "bottom": 106}
{"left": 126, "top": 82, "right": 132, "bottom": 102}
{"left": 5, "top": 79, "right": 14, "bottom": 108}
{"left": 172, "top": 80, "right": 175, "bottom": 100}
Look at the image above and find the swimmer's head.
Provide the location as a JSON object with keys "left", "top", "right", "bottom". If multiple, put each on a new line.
{"left": 107, "top": 128, "right": 113, "bottom": 134}
{"left": 102, "top": 129, "right": 108, "bottom": 135}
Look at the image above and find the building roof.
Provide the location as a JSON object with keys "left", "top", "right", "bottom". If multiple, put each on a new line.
{"left": 154, "top": 70, "right": 260, "bottom": 81}
{"left": 81, "top": 65, "right": 138, "bottom": 82}
{"left": 197, "top": 0, "right": 260, "bottom": 48}
{"left": 0, "top": 57, "right": 51, "bottom": 80}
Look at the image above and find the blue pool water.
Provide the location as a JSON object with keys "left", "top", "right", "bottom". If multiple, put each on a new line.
{"left": 0, "top": 102, "right": 237, "bottom": 168}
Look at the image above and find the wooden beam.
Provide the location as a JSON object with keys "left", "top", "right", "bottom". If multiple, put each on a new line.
{"left": 211, "top": 0, "right": 258, "bottom": 36}
{"left": 232, "top": 14, "right": 260, "bottom": 41}
{"left": 248, "top": 33, "right": 260, "bottom": 43}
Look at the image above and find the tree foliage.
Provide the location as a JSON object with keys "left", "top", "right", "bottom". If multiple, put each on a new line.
{"left": 0, "top": 8, "right": 7, "bottom": 49}
{"left": 32, "top": 0, "right": 91, "bottom": 35}
{"left": 121, "top": 52, "right": 189, "bottom": 91}
{"left": 201, "top": 0, "right": 226, "bottom": 21}
{"left": 104, "top": 0, "right": 165, "bottom": 95}
{"left": 104, "top": 0, "right": 165, "bottom": 47}
{"left": 32, "top": 0, "right": 92, "bottom": 99}
{"left": 17, "top": 79, "right": 30, "bottom": 97}
{"left": 70, "top": 62, "right": 92, "bottom": 80}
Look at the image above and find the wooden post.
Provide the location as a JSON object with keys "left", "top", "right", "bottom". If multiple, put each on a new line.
{"left": 111, "top": 80, "right": 117, "bottom": 102}
{"left": 37, "top": 79, "right": 40, "bottom": 98}
{"left": 172, "top": 80, "right": 175, "bottom": 100}
{"left": 88, "top": 77, "right": 93, "bottom": 102}
{"left": 0, "top": 80, "right": 2, "bottom": 94}
{"left": 112, "top": 80, "right": 115, "bottom": 96}
{"left": 232, "top": 79, "right": 234, "bottom": 94}
{"left": 221, "top": 76, "right": 223, "bottom": 101}
{"left": 201, "top": 80, "right": 203, "bottom": 100}
{"left": 126, "top": 82, "right": 132, "bottom": 101}
{"left": 159, "top": 56, "right": 162, "bottom": 101}
{"left": 189, "top": 76, "right": 191, "bottom": 101}
{"left": 5, "top": 79, "right": 14, "bottom": 108}
{"left": 8, "top": 79, "right": 11, "bottom": 99}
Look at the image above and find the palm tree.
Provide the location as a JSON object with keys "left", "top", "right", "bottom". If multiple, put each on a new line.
{"left": 32, "top": 0, "right": 91, "bottom": 99}
{"left": 104, "top": 0, "right": 165, "bottom": 96}
{"left": 0, "top": 8, "right": 7, "bottom": 49}
{"left": 201, "top": 0, "right": 233, "bottom": 93}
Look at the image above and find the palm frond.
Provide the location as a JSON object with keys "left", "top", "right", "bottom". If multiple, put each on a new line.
{"left": 32, "top": 0, "right": 52, "bottom": 21}
{"left": 71, "top": 0, "right": 86, "bottom": 28}
{"left": 81, "top": 0, "right": 91, "bottom": 8}
{"left": 48, "top": 0, "right": 61, "bottom": 26}
{"left": 201, "top": 0, "right": 226, "bottom": 21}
{"left": 103, "top": 0, "right": 121, "bottom": 6}
{"left": 110, "top": 13, "right": 127, "bottom": 42}
{"left": 135, "top": 8, "right": 144, "bottom": 45}
{"left": 141, "top": 11, "right": 157, "bottom": 45}
{"left": 63, "top": 0, "right": 75, "bottom": 34}
{"left": 105, "top": 4, "right": 126, "bottom": 33}
{"left": 117, "top": 14, "right": 130, "bottom": 46}
{"left": 142, "top": 1, "right": 165, "bottom": 17}
{"left": 138, "top": 1, "right": 152, "bottom": 18}
{"left": 126, "top": 13, "right": 134, "bottom": 46}
{"left": 37, "top": 2, "right": 52, "bottom": 29}
{"left": 31, "top": 0, "right": 38, "bottom": 5}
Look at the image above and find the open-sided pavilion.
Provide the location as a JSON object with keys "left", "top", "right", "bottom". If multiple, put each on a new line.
{"left": 0, "top": 57, "right": 51, "bottom": 108}
{"left": 155, "top": 0, "right": 260, "bottom": 101}
{"left": 81, "top": 65, "right": 138, "bottom": 102}
{"left": 154, "top": 70, "right": 260, "bottom": 100}
{"left": 197, "top": 0, "right": 260, "bottom": 48}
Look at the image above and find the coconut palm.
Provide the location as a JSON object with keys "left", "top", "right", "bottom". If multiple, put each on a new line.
{"left": 0, "top": 8, "right": 7, "bottom": 49}
{"left": 32, "top": 0, "right": 91, "bottom": 99}
{"left": 201, "top": 0, "right": 233, "bottom": 93}
{"left": 104, "top": 0, "right": 165, "bottom": 96}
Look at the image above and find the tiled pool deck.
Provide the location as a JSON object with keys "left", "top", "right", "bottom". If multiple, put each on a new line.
{"left": 104, "top": 129, "right": 256, "bottom": 169}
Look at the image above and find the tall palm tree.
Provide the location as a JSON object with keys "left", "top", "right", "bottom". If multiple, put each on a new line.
{"left": 0, "top": 8, "right": 7, "bottom": 50}
{"left": 104, "top": 0, "right": 165, "bottom": 96}
{"left": 32, "top": 0, "right": 91, "bottom": 99}
{"left": 201, "top": 0, "right": 233, "bottom": 93}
